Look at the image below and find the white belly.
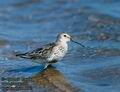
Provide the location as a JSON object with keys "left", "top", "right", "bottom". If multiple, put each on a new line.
{"left": 47, "top": 45, "right": 68, "bottom": 61}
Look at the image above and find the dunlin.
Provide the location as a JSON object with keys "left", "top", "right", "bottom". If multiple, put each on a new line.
{"left": 16, "top": 32, "right": 84, "bottom": 69}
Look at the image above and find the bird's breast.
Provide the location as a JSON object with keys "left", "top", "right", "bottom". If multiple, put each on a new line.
{"left": 47, "top": 44, "right": 68, "bottom": 61}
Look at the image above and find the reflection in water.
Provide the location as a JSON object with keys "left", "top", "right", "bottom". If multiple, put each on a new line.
{"left": 1, "top": 66, "right": 82, "bottom": 92}
{"left": 32, "top": 66, "right": 81, "bottom": 92}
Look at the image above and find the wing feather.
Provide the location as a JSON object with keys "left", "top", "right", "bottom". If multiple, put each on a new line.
{"left": 16, "top": 43, "right": 56, "bottom": 59}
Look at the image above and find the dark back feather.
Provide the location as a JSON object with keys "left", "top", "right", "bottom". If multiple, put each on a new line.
{"left": 17, "top": 43, "right": 56, "bottom": 59}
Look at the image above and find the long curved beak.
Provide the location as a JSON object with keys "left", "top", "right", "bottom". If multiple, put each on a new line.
{"left": 71, "top": 39, "right": 85, "bottom": 47}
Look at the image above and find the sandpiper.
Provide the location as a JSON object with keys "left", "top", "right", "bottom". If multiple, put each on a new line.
{"left": 16, "top": 32, "right": 85, "bottom": 69}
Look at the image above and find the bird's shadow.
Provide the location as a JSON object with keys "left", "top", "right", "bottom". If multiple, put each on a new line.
{"left": 2, "top": 65, "right": 82, "bottom": 92}
{"left": 4, "top": 64, "right": 56, "bottom": 76}
{"left": 4, "top": 65, "right": 44, "bottom": 76}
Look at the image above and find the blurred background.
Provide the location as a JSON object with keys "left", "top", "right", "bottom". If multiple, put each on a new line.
{"left": 0, "top": 0, "right": 120, "bottom": 92}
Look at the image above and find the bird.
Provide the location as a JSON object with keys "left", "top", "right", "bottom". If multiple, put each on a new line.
{"left": 16, "top": 32, "right": 85, "bottom": 69}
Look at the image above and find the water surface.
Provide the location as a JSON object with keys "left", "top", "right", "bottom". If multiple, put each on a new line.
{"left": 0, "top": 0, "right": 120, "bottom": 92}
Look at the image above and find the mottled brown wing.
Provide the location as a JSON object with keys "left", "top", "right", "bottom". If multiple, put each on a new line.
{"left": 16, "top": 43, "right": 56, "bottom": 59}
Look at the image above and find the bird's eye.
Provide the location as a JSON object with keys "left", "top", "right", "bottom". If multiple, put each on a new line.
{"left": 64, "top": 35, "right": 67, "bottom": 37}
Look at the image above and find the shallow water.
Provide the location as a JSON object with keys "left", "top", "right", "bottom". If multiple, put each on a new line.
{"left": 0, "top": 0, "right": 120, "bottom": 92}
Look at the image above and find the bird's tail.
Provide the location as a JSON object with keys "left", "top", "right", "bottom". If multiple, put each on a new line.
{"left": 16, "top": 53, "right": 30, "bottom": 59}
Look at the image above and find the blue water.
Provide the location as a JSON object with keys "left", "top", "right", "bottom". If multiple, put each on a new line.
{"left": 0, "top": 0, "right": 120, "bottom": 92}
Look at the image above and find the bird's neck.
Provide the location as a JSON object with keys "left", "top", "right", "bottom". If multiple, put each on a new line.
{"left": 56, "top": 39, "right": 68, "bottom": 47}
{"left": 56, "top": 40, "right": 68, "bottom": 52}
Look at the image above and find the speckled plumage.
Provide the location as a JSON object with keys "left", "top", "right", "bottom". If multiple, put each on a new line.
{"left": 18, "top": 43, "right": 56, "bottom": 59}
{"left": 16, "top": 33, "right": 70, "bottom": 69}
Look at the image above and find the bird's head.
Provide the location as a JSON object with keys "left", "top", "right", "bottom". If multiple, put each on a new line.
{"left": 56, "top": 32, "right": 85, "bottom": 47}
{"left": 57, "top": 32, "right": 71, "bottom": 43}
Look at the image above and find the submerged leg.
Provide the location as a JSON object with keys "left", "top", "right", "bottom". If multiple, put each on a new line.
{"left": 44, "top": 63, "right": 50, "bottom": 69}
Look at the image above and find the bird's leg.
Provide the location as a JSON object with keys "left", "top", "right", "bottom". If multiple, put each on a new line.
{"left": 44, "top": 63, "right": 50, "bottom": 69}
{"left": 51, "top": 60, "right": 57, "bottom": 63}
